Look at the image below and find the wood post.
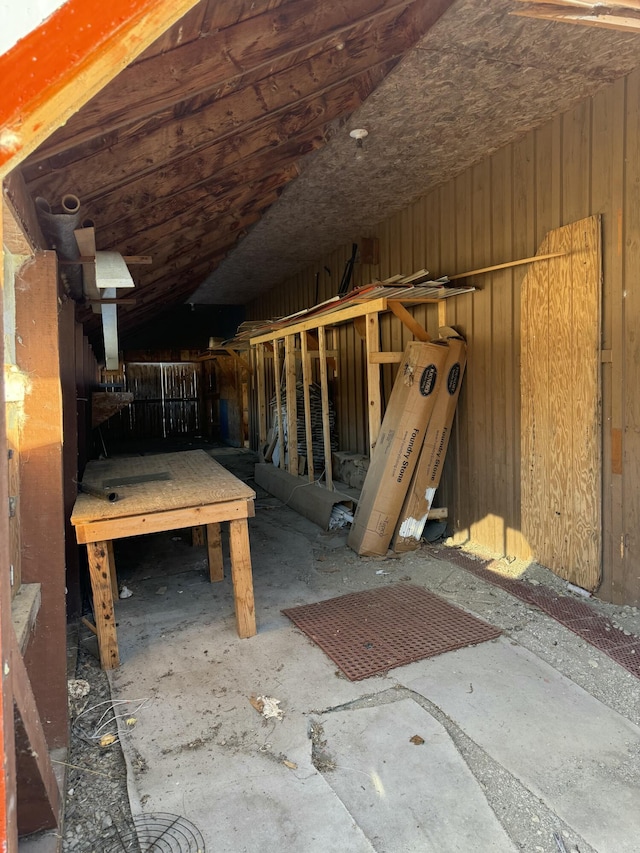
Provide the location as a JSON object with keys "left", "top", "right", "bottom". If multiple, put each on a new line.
{"left": 256, "top": 344, "right": 267, "bottom": 450}
{"left": 207, "top": 522, "right": 224, "bottom": 582}
{"left": 300, "top": 332, "right": 315, "bottom": 481}
{"left": 284, "top": 334, "right": 298, "bottom": 475}
{"left": 228, "top": 519, "right": 256, "bottom": 638}
{"left": 192, "top": 525, "right": 206, "bottom": 547}
{"left": 318, "top": 327, "right": 333, "bottom": 489}
{"left": 86, "top": 541, "right": 120, "bottom": 669}
{"left": 272, "top": 341, "right": 285, "bottom": 469}
{"left": 365, "top": 312, "right": 382, "bottom": 452}
{"left": 15, "top": 252, "right": 69, "bottom": 746}
{"left": 0, "top": 214, "right": 18, "bottom": 851}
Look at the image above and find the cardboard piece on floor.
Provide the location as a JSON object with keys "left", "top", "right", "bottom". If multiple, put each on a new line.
{"left": 393, "top": 328, "right": 467, "bottom": 552}
{"left": 348, "top": 340, "right": 449, "bottom": 556}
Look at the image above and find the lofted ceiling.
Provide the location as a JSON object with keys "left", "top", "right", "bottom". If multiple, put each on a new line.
{"left": 18, "top": 0, "right": 640, "bottom": 341}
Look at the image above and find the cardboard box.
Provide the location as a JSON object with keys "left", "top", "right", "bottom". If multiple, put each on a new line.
{"left": 392, "top": 329, "right": 467, "bottom": 552}
{"left": 348, "top": 340, "right": 449, "bottom": 556}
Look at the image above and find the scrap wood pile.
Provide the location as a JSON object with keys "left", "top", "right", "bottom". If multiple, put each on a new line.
{"left": 348, "top": 328, "right": 467, "bottom": 557}
{"left": 224, "top": 273, "right": 475, "bottom": 347}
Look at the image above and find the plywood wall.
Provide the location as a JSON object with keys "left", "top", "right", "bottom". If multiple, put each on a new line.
{"left": 249, "top": 68, "right": 640, "bottom": 606}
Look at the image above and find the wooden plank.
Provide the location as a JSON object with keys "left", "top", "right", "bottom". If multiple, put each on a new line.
{"left": 228, "top": 519, "right": 257, "bottom": 638}
{"left": 207, "top": 522, "right": 224, "bottom": 582}
{"left": 300, "top": 332, "right": 315, "bottom": 481}
{"left": 34, "top": 0, "right": 422, "bottom": 161}
{"left": 471, "top": 159, "right": 497, "bottom": 550}
{"left": 11, "top": 630, "right": 60, "bottom": 835}
{"left": 0, "top": 212, "right": 17, "bottom": 848}
{"left": 521, "top": 217, "right": 602, "bottom": 590}
{"left": 387, "top": 300, "right": 430, "bottom": 342}
{"left": 15, "top": 251, "right": 68, "bottom": 748}
{"left": 284, "top": 334, "right": 299, "bottom": 476}
{"left": 86, "top": 541, "right": 120, "bottom": 669}
{"left": 11, "top": 585, "right": 41, "bottom": 655}
{"left": 75, "top": 499, "right": 254, "bottom": 545}
{"left": 490, "top": 143, "right": 516, "bottom": 558}
{"left": 621, "top": 67, "right": 640, "bottom": 603}
{"left": 365, "top": 312, "right": 383, "bottom": 452}
{"left": 272, "top": 341, "right": 285, "bottom": 470}
{"left": 250, "top": 296, "right": 389, "bottom": 343}
{"left": 318, "top": 327, "right": 333, "bottom": 489}
{"left": 29, "top": 63, "right": 395, "bottom": 205}
{"left": 0, "top": 0, "right": 204, "bottom": 176}
{"left": 448, "top": 251, "right": 565, "bottom": 280}
{"left": 7, "top": 438, "right": 20, "bottom": 598}
{"left": 2, "top": 171, "right": 46, "bottom": 253}
{"left": 368, "top": 351, "right": 404, "bottom": 363}
{"left": 256, "top": 344, "right": 268, "bottom": 449}
{"left": 91, "top": 392, "right": 134, "bottom": 428}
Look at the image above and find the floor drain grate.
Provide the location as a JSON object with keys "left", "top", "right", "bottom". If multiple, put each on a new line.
{"left": 103, "top": 813, "right": 205, "bottom": 852}
{"left": 283, "top": 583, "right": 501, "bottom": 681}
{"left": 427, "top": 546, "right": 640, "bottom": 679}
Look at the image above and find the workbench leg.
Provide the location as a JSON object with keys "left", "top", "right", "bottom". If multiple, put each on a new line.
{"left": 86, "top": 541, "right": 120, "bottom": 669}
{"left": 107, "top": 540, "right": 118, "bottom": 598}
{"left": 207, "top": 522, "right": 224, "bottom": 582}
{"left": 192, "top": 525, "right": 206, "bottom": 547}
{"left": 228, "top": 519, "right": 256, "bottom": 638}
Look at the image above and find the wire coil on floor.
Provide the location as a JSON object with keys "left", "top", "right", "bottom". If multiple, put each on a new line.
{"left": 103, "top": 813, "right": 205, "bottom": 852}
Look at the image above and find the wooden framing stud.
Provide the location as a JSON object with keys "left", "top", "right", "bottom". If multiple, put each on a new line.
{"left": 207, "top": 522, "right": 224, "bottom": 583}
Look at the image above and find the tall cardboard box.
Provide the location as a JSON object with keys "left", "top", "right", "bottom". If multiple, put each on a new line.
{"left": 348, "top": 340, "right": 449, "bottom": 556}
{"left": 392, "top": 329, "right": 467, "bottom": 552}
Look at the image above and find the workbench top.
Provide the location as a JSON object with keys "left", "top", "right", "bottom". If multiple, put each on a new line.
{"left": 71, "top": 450, "right": 255, "bottom": 524}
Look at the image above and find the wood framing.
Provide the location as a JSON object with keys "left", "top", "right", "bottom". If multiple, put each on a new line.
{"left": 15, "top": 252, "right": 68, "bottom": 748}
{"left": 0, "top": 0, "right": 204, "bottom": 176}
{"left": 71, "top": 451, "right": 257, "bottom": 667}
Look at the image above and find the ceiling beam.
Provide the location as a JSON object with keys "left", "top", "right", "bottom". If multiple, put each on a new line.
{"left": 69, "top": 126, "right": 326, "bottom": 235}
{"left": 113, "top": 181, "right": 289, "bottom": 257}
{"left": 26, "top": 58, "right": 396, "bottom": 204}
{"left": 48, "top": 2, "right": 424, "bottom": 170}
{"left": 0, "top": 0, "right": 202, "bottom": 177}
{"left": 29, "top": 0, "right": 418, "bottom": 161}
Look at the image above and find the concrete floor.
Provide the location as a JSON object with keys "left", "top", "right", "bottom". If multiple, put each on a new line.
{"left": 105, "top": 447, "right": 640, "bottom": 853}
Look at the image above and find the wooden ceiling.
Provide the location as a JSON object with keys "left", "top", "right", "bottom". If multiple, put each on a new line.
{"left": 20, "top": 0, "right": 455, "bottom": 336}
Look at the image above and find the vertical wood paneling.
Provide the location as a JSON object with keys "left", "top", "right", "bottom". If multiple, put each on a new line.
{"left": 471, "top": 159, "right": 494, "bottom": 549}
{"left": 623, "top": 70, "right": 640, "bottom": 603}
{"left": 491, "top": 145, "right": 515, "bottom": 558}
{"left": 247, "top": 67, "right": 640, "bottom": 604}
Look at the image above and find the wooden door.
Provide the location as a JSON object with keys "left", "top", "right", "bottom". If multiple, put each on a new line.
{"left": 521, "top": 216, "right": 602, "bottom": 590}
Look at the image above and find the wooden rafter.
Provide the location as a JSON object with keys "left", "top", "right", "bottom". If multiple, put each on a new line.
{"left": 26, "top": 63, "right": 395, "bottom": 203}
{"left": 0, "top": 0, "right": 203, "bottom": 177}
{"left": 30, "top": 0, "right": 420, "bottom": 161}
{"left": 19, "top": 0, "right": 456, "bottom": 338}
{"left": 513, "top": 0, "right": 640, "bottom": 32}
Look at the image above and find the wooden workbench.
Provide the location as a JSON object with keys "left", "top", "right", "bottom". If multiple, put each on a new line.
{"left": 71, "top": 450, "right": 256, "bottom": 668}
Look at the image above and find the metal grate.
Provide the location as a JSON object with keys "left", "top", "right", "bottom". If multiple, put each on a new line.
{"left": 427, "top": 546, "right": 640, "bottom": 679}
{"left": 283, "top": 583, "right": 501, "bottom": 681}
{"left": 103, "top": 813, "right": 205, "bottom": 853}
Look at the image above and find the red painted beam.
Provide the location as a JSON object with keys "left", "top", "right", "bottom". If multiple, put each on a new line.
{"left": 0, "top": 0, "right": 201, "bottom": 176}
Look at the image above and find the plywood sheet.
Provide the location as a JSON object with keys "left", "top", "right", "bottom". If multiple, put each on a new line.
{"left": 521, "top": 215, "right": 602, "bottom": 589}
{"left": 72, "top": 450, "right": 254, "bottom": 523}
